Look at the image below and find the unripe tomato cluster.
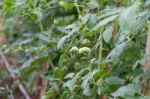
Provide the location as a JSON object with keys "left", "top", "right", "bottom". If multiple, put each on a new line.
{"left": 69, "top": 38, "right": 91, "bottom": 56}
{"left": 69, "top": 46, "right": 91, "bottom": 55}
{"left": 69, "top": 39, "right": 91, "bottom": 70}
{"left": 78, "top": 47, "right": 91, "bottom": 55}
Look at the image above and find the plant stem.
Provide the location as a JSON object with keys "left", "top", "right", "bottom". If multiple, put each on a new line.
{"left": 49, "top": 57, "right": 54, "bottom": 70}
{"left": 98, "top": 29, "right": 103, "bottom": 68}
{"left": 38, "top": 20, "right": 44, "bottom": 32}
{"left": 75, "top": 0, "right": 80, "bottom": 15}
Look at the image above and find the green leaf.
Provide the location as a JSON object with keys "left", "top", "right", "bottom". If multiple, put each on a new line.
{"left": 54, "top": 67, "right": 65, "bottom": 80}
{"left": 83, "top": 84, "right": 91, "bottom": 96}
{"left": 64, "top": 73, "right": 75, "bottom": 79}
{"left": 105, "top": 76, "right": 125, "bottom": 85}
{"left": 3, "top": 0, "right": 15, "bottom": 13}
{"left": 102, "top": 25, "right": 114, "bottom": 43}
{"left": 38, "top": 34, "right": 51, "bottom": 43}
{"left": 97, "top": 8, "right": 124, "bottom": 20}
{"left": 93, "top": 15, "right": 118, "bottom": 30}
{"left": 120, "top": 42, "right": 141, "bottom": 61}
{"left": 22, "top": 66, "right": 38, "bottom": 78}
{"left": 107, "top": 42, "right": 127, "bottom": 59}
{"left": 124, "top": 96, "right": 150, "bottom": 99}
{"left": 59, "top": 1, "right": 74, "bottom": 11}
{"left": 5, "top": 0, "right": 14, "bottom": 3}
{"left": 20, "top": 55, "right": 47, "bottom": 69}
{"left": 81, "top": 75, "right": 92, "bottom": 96}
{"left": 111, "top": 84, "right": 142, "bottom": 97}
{"left": 81, "top": 70, "right": 98, "bottom": 96}
{"left": 63, "top": 74, "right": 79, "bottom": 90}
{"left": 98, "top": 84, "right": 110, "bottom": 94}
{"left": 86, "top": 15, "right": 118, "bottom": 36}
{"left": 89, "top": 14, "right": 97, "bottom": 26}
{"left": 119, "top": 1, "right": 141, "bottom": 33}
{"left": 82, "top": 14, "right": 91, "bottom": 24}
{"left": 132, "top": 10, "right": 150, "bottom": 35}
{"left": 32, "top": 8, "right": 43, "bottom": 20}
{"left": 57, "top": 27, "right": 79, "bottom": 49}
{"left": 87, "top": 0, "right": 99, "bottom": 9}
{"left": 21, "top": 55, "right": 47, "bottom": 77}
{"left": 58, "top": 53, "right": 70, "bottom": 67}
{"left": 44, "top": 87, "right": 57, "bottom": 99}
{"left": 57, "top": 36, "right": 68, "bottom": 49}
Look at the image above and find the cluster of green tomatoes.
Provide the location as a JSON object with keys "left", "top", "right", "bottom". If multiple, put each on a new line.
{"left": 69, "top": 39, "right": 91, "bottom": 70}
{"left": 69, "top": 39, "right": 91, "bottom": 56}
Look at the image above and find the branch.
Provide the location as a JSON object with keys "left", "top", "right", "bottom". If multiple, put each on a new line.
{"left": 0, "top": 50, "right": 31, "bottom": 99}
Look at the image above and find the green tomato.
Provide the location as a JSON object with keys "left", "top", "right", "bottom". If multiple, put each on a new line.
{"left": 81, "top": 39, "right": 90, "bottom": 46}
{"left": 58, "top": 1, "right": 66, "bottom": 7}
{"left": 78, "top": 47, "right": 91, "bottom": 55}
{"left": 69, "top": 46, "right": 78, "bottom": 53}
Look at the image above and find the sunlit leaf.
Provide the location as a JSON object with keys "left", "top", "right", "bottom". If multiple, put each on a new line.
{"left": 111, "top": 84, "right": 141, "bottom": 97}
{"left": 119, "top": 1, "right": 141, "bottom": 33}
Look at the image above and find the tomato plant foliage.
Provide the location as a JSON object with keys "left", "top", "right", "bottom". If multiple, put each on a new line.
{"left": 1, "top": 0, "right": 150, "bottom": 99}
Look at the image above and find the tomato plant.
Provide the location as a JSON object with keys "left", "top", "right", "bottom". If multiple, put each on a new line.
{"left": 0, "top": 0, "right": 150, "bottom": 99}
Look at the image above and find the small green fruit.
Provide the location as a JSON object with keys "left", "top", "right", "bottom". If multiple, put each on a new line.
{"left": 82, "top": 39, "right": 90, "bottom": 45}
{"left": 69, "top": 46, "right": 78, "bottom": 53}
{"left": 78, "top": 47, "right": 91, "bottom": 55}
{"left": 58, "top": 1, "right": 66, "bottom": 7}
